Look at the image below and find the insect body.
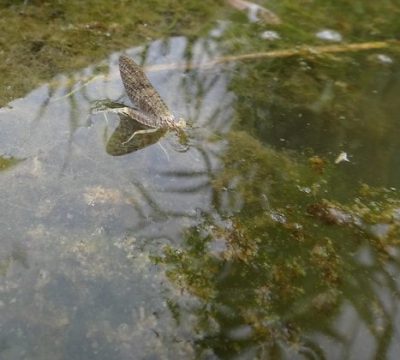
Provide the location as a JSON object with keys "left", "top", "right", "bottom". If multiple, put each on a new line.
{"left": 118, "top": 55, "right": 186, "bottom": 143}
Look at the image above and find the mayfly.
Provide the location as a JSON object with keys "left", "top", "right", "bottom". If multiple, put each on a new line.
{"left": 116, "top": 55, "right": 186, "bottom": 144}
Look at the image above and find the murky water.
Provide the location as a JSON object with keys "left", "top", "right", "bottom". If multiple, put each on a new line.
{"left": 1, "top": 7, "right": 400, "bottom": 360}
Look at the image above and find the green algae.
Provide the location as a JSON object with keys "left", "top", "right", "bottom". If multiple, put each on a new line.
{"left": 0, "top": 0, "right": 224, "bottom": 106}
{"left": 0, "top": 155, "right": 24, "bottom": 171}
{"left": 222, "top": 0, "right": 400, "bottom": 52}
{"left": 1, "top": 0, "right": 399, "bottom": 108}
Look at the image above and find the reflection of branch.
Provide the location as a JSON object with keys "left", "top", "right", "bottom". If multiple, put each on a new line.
{"left": 51, "top": 75, "right": 104, "bottom": 102}
{"left": 144, "top": 41, "right": 397, "bottom": 72}
{"left": 42, "top": 40, "right": 397, "bottom": 99}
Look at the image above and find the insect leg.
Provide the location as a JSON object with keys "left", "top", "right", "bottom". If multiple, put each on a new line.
{"left": 122, "top": 127, "right": 161, "bottom": 144}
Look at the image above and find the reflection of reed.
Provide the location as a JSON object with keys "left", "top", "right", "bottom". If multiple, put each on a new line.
{"left": 18, "top": 35, "right": 223, "bottom": 184}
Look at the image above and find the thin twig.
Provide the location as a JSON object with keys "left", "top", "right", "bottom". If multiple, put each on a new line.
{"left": 144, "top": 41, "right": 397, "bottom": 72}
{"left": 51, "top": 75, "right": 104, "bottom": 102}
{"left": 48, "top": 40, "right": 397, "bottom": 97}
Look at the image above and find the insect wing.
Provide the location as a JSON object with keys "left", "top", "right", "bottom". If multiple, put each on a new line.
{"left": 119, "top": 55, "right": 174, "bottom": 122}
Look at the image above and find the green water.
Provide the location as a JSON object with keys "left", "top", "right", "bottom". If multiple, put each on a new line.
{"left": 0, "top": 1, "right": 400, "bottom": 359}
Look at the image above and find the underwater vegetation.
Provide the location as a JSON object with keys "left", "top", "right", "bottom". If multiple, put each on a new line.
{"left": 156, "top": 131, "right": 400, "bottom": 357}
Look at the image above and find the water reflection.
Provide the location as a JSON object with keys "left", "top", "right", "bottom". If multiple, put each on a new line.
{"left": 157, "top": 131, "right": 400, "bottom": 358}
{"left": 0, "top": 28, "right": 400, "bottom": 360}
{"left": 0, "top": 33, "right": 234, "bottom": 359}
{"left": 105, "top": 113, "right": 167, "bottom": 156}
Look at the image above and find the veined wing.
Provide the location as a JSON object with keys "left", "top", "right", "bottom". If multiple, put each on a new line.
{"left": 119, "top": 55, "right": 174, "bottom": 123}
{"left": 121, "top": 107, "right": 166, "bottom": 129}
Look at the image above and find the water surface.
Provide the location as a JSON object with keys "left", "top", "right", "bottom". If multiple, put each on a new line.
{"left": 1, "top": 6, "right": 400, "bottom": 360}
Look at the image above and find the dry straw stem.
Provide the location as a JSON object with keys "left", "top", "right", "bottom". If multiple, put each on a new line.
{"left": 49, "top": 40, "right": 397, "bottom": 99}
{"left": 51, "top": 75, "right": 103, "bottom": 101}
{"left": 145, "top": 40, "right": 398, "bottom": 72}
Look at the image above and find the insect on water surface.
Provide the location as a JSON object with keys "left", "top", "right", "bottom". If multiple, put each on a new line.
{"left": 117, "top": 55, "right": 186, "bottom": 144}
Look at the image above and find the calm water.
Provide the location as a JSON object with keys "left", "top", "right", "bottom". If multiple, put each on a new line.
{"left": 1, "top": 7, "right": 400, "bottom": 360}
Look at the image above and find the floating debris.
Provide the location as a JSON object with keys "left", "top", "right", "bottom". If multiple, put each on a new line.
{"left": 334, "top": 151, "right": 350, "bottom": 164}
{"left": 376, "top": 54, "right": 394, "bottom": 64}
{"left": 209, "top": 20, "right": 229, "bottom": 38}
{"left": 316, "top": 29, "right": 343, "bottom": 42}
{"left": 227, "top": 0, "right": 281, "bottom": 24}
{"left": 260, "top": 30, "right": 281, "bottom": 41}
{"left": 307, "top": 202, "right": 360, "bottom": 226}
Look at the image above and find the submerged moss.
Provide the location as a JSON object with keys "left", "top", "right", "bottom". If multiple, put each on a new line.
{"left": 156, "top": 130, "right": 400, "bottom": 356}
